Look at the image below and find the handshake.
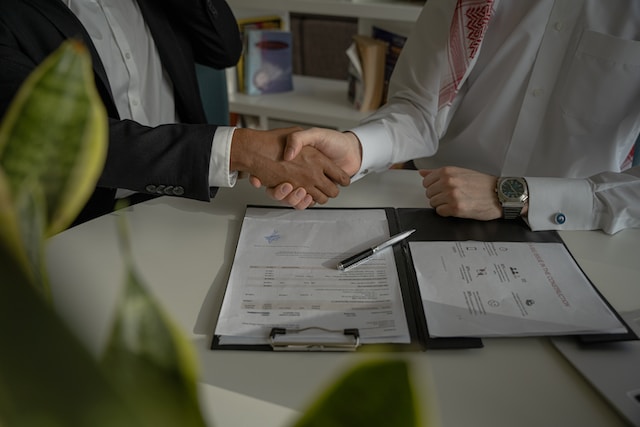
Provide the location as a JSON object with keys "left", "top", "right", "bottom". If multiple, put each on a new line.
{"left": 230, "top": 127, "right": 363, "bottom": 209}
{"left": 231, "top": 126, "right": 506, "bottom": 222}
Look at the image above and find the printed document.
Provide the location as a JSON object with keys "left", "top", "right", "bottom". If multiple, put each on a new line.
{"left": 410, "top": 241, "right": 626, "bottom": 337}
{"left": 215, "top": 208, "right": 411, "bottom": 345}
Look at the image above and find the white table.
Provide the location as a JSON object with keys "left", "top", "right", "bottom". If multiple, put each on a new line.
{"left": 46, "top": 169, "right": 640, "bottom": 427}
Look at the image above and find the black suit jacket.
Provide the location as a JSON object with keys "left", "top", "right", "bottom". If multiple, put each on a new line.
{"left": 0, "top": 0, "right": 242, "bottom": 224}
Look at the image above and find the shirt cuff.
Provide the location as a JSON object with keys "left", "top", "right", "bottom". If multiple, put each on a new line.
{"left": 525, "top": 177, "right": 595, "bottom": 231}
{"left": 209, "top": 126, "right": 238, "bottom": 188}
{"left": 350, "top": 122, "right": 394, "bottom": 182}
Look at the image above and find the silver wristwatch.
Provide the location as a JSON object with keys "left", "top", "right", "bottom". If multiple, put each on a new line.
{"left": 496, "top": 177, "right": 529, "bottom": 219}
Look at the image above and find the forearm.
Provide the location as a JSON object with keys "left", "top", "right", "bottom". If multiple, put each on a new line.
{"left": 100, "top": 119, "right": 216, "bottom": 200}
{"left": 229, "top": 128, "right": 280, "bottom": 174}
{"left": 351, "top": 0, "right": 454, "bottom": 177}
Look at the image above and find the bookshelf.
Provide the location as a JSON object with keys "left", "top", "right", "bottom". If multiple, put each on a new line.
{"left": 229, "top": 75, "right": 370, "bottom": 130}
{"left": 225, "top": 0, "right": 423, "bottom": 130}
{"left": 227, "top": 0, "right": 423, "bottom": 23}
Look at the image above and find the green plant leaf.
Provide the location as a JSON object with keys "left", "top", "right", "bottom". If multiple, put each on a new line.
{"left": 292, "top": 359, "right": 421, "bottom": 427}
{"left": 0, "top": 242, "right": 143, "bottom": 427}
{"left": 0, "top": 164, "right": 51, "bottom": 298}
{"left": 0, "top": 167, "right": 31, "bottom": 283}
{"left": 0, "top": 39, "right": 204, "bottom": 427}
{"left": 100, "top": 219, "right": 206, "bottom": 427}
{"left": 0, "top": 39, "right": 107, "bottom": 237}
{"left": 13, "top": 175, "right": 49, "bottom": 292}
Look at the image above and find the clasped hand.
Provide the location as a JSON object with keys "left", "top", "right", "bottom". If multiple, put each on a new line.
{"left": 230, "top": 127, "right": 350, "bottom": 205}
{"left": 419, "top": 167, "right": 502, "bottom": 220}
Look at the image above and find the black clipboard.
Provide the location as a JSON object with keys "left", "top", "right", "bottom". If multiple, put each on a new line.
{"left": 211, "top": 206, "right": 425, "bottom": 352}
{"left": 396, "top": 208, "right": 638, "bottom": 347}
{"left": 211, "top": 206, "right": 637, "bottom": 352}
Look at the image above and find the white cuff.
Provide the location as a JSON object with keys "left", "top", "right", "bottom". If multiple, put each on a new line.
{"left": 350, "top": 122, "right": 394, "bottom": 182}
{"left": 209, "top": 126, "right": 238, "bottom": 188}
{"left": 526, "top": 177, "right": 595, "bottom": 231}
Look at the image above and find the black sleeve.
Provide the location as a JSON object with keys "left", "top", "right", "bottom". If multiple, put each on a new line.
{"left": 101, "top": 119, "right": 218, "bottom": 201}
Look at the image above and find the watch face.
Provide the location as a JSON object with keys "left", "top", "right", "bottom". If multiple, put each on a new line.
{"left": 500, "top": 179, "right": 525, "bottom": 198}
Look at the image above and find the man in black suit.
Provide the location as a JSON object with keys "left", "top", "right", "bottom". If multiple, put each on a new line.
{"left": 0, "top": 0, "right": 349, "bottom": 225}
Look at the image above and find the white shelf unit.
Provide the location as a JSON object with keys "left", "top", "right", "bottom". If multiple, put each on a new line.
{"left": 226, "top": 0, "right": 422, "bottom": 130}
{"left": 228, "top": 0, "right": 423, "bottom": 23}
{"left": 229, "top": 75, "right": 371, "bottom": 130}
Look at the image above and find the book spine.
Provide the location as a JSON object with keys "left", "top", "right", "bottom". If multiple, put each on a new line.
{"left": 372, "top": 26, "right": 407, "bottom": 104}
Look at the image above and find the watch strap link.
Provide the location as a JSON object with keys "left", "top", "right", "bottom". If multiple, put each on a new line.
{"left": 502, "top": 204, "right": 523, "bottom": 219}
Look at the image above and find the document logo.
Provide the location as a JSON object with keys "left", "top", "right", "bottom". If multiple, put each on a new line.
{"left": 264, "top": 230, "right": 281, "bottom": 244}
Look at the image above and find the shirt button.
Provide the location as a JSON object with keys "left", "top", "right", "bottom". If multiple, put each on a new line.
{"left": 554, "top": 22, "right": 564, "bottom": 32}
{"left": 132, "top": 99, "right": 139, "bottom": 106}
{"left": 532, "top": 88, "right": 545, "bottom": 97}
{"left": 125, "top": 52, "right": 132, "bottom": 60}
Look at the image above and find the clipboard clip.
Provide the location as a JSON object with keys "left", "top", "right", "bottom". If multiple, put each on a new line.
{"left": 269, "top": 327, "right": 361, "bottom": 351}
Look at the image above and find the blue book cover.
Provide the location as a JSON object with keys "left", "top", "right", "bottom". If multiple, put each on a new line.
{"left": 245, "top": 30, "right": 293, "bottom": 95}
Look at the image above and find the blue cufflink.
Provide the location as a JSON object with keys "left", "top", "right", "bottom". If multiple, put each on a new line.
{"left": 554, "top": 213, "right": 566, "bottom": 225}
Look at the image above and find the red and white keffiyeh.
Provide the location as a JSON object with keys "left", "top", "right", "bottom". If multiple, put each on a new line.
{"left": 622, "top": 144, "right": 636, "bottom": 170}
{"left": 437, "top": 0, "right": 495, "bottom": 135}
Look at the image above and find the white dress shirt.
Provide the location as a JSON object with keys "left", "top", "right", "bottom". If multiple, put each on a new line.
{"left": 352, "top": 0, "right": 640, "bottom": 234}
{"left": 66, "top": 0, "right": 236, "bottom": 192}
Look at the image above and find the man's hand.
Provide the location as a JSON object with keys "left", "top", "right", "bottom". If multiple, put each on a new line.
{"left": 420, "top": 167, "right": 501, "bottom": 220}
{"left": 284, "top": 128, "right": 362, "bottom": 176}
{"left": 231, "top": 127, "right": 350, "bottom": 204}
{"left": 249, "top": 128, "right": 363, "bottom": 208}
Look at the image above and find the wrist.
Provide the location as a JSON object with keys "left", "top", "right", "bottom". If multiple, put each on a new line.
{"left": 342, "top": 131, "right": 363, "bottom": 176}
{"left": 230, "top": 128, "right": 261, "bottom": 172}
{"left": 496, "top": 177, "right": 529, "bottom": 219}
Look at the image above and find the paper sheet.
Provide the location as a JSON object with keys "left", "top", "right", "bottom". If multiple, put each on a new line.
{"left": 215, "top": 208, "right": 410, "bottom": 345}
{"left": 410, "top": 241, "right": 626, "bottom": 337}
